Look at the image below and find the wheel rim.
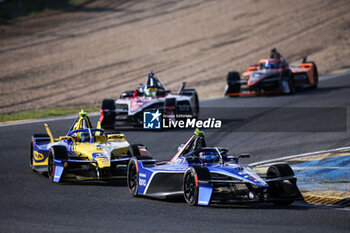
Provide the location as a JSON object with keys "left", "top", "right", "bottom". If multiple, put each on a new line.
{"left": 184, "top": 172, "right": 196, "bottom": 203}
{"left": 128, "top": 163, "right": 138, "bottom": 194}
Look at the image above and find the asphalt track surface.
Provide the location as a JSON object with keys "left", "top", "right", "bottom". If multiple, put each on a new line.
{"left": 1, "top": 73, "right": 350, "bottom": 232}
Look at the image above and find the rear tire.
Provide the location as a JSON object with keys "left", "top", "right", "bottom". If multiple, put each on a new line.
{"left": 267, "top": 164, "right": 295, "bottom": 206}
{"left": 180, "top": 89, "right": 199, "bottom": 116}
{"left": 309, "top": 61, "right": 318, "bottom": 89}
{"left": 102, "top": 99, "right": 115, "bottom": 109}
{"left": 165, "top": 98, "right": 177, "bottom": 123}
{"left": 225, "top": 71, "right": 241, "bottom": 97}
{"left": 101, "top": 99, "right": 115, "bottom": 129}
{"left": 30, "top": 138, "right": 34, "bottom": 171}
{"left": 165, "top": 98, "right": 176, "bottom": 107}
{"left": 127, "top": 144, "right": 145, "bottom": 157}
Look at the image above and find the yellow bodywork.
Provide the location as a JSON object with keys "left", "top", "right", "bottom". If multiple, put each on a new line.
{"left": 44, "top": 123, "right": 54, "bottom": 143}
{"left": 72, "top": 110, "right": 93, "bottom": 131}
{"left": 70, "top": 134, "right": 129, "bottom": 169}
{"left": 41, "top": 122, "right": 129, "bottom": 169}
{"left": 36, "top": 111, "right": 130, "bottom": 179}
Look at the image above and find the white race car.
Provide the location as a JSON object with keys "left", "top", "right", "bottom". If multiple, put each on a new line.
{"left": 100, "top": 72, "right": 199, "bottom": 128}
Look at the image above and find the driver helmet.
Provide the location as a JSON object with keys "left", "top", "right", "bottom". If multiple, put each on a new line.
{"left": 199, "top": 151, "right": 217, "bottom": 163}
{"left": 265, "top": 59, "right": 280, "bottom": 69}
{"left": 79, "top": 132, "right": 90, "bottom": 142}
{"left": 144, "top": 87, "right": 158, "bottom": 97}
{"left": 137, "top": 83, "right": 144, "bottom": 93}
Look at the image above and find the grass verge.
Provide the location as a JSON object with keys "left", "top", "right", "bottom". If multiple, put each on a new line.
{"left": 0, "top": 107, "right": 99, "bottom": 123}
{"left": 0, "top": 0, "right": 88, "bottom": 23}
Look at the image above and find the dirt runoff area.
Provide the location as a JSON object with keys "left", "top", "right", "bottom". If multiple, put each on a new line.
{"left": 0, "top": 0, "right": 349, "bottom": 114}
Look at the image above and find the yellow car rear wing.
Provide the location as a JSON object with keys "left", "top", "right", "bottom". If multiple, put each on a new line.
{"left": 44, "top": 123, "right": 55, "bottom": 143}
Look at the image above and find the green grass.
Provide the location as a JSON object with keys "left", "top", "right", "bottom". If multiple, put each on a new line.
{"left": 68, "top": 0, "right": 86, "bottom": 6}
{"left": 0, "top": 107, "right": 99, "bottom": 123}
{"left": 0, "top": 0, "right": 89, "bottom": 23}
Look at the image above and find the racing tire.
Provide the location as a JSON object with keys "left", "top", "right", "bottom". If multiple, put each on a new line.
{"left": 127, "top": 144, "right": 146, "bottom": 157}
{"left": 267, "top": 163, "right": 296, "bottom": 206}
{"left": 101, "top": 99, "right": 115, "bottom": 129}
{"left": 102, "top": 99, "right": 115, "bottom": 109}
{"left": 30, "top": 138, "right": 35, "bottom": 171}
{"left": 165, "top": 98, "right": 177, "bottom": 123}
{"left": 47, "top": 152, "right": 54, "bottom": 182}
{"left": 288, "top": 76, "right": 295, "bottom": 94}
{"left": 183, "top": 166, "right": 211, "bottom": 206}
{"left": 127, "top": 158, "right": 139, "bottom": 197}
{"left": 47, "top": 146, "right": 68, "bottom": 183}
{"left": 180, "top": 89, "right": 199, "bottom": 116}
{"left": 165, "top": 97, "right": 176, "bottom": 107}
{"left": 225, "top": 71, "right": 241, "bottom": 97}
{"left": 193, "top": 91, "right": 199, "bottom": 116}
{"left": 307, "top": 61, "right": 318, "bottom": 89}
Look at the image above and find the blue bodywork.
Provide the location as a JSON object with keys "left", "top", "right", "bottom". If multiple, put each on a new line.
{"left": 129, "top": 130, "right": 302, "bottom": 206}
{"left": 135, "top": 149, "right": 269, "bottom": 206}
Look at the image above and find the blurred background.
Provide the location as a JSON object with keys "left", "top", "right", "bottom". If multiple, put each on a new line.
{"left": 0, "top": 0, "right": 349, "bottom": 114}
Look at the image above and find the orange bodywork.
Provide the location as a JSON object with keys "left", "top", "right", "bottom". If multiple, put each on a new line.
{"left": 247, "top": 65, "right": 259, "bottom": 72}
{"left": 225, "top": 58, "right": 317, "bottom": 97}
{"left": 295, "top": 62, "right": 316, "bottom": 85}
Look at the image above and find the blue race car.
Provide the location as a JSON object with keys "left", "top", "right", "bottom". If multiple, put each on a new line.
{"left": 127, "top": 129, "right": 302, "bottom": 206}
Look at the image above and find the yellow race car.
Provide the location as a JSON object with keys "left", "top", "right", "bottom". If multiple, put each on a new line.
{"left": 30, "top": 110, "right": 149, "bottom": 183}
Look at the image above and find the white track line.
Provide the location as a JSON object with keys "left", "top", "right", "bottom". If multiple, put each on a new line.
{"left": 1, "top": 71, "right": 349, "bottom": 128}
{"left": 249, "top": 146, "right": 350, "bottom": 167}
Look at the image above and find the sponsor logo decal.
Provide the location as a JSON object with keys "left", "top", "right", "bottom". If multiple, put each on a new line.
{"left": 143, "top": 110, "right": 222, "bottom": 130}
{"left": 139, "top": 178, "right": 147, "bottom": 186}
{"left": 34, "top": 151, "right": 44, "bottom": 160}
{"left": 92, "top": 153, "right": 108, "bottom": 159}
{"left": 143, "top": 110, "right": 162, "bottom": 129}
{"left": 163, "top": 117, "right": 221, "bottom": 129}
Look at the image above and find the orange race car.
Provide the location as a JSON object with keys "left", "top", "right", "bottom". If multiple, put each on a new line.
{"left": 224, "top": 48, "right": 318, "bottom": 96}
